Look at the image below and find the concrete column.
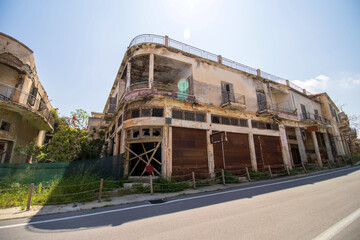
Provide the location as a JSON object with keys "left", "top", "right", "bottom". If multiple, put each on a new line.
{"left": 126, "top": 62, "right": 131, "bottom": 91}
{"left": 311, "top": 131, "right": 323, "bottom": 167}
{"left": 256, "top": 69, "right": 261, "bottom": 77}
{"left": 206, "top": 130, "right": 215, "bottom": 177}
{"left": 248, "top": 119, "right": 257, "bottom": 171}
{"left": 113, "top": 131, "right": 119, "bottom": 156}
{"left": 323, "top": 132, "right": 335, "bottom": 163}
{"left": 295, "top": 127, "right": 307, "bottom": 164}
{"left": 279, "top": 125, "right": 292, "bottom": 169}
{"left": 165, "top": 35, "right": 169, "bottom": 47}
{"left": 148, "top": 53, "right": 154, "bottom": 89}
{"left": 217, "top": 55, "right": 222, "bottom": 64}
{"left": 206, "top": 112, "right": 215, "bottom": 177}
{"left": 162, "top": 105, "right": 172, "bottom": 178}
{"left": 36, "top": 130, "right": 46, "bottom": 146}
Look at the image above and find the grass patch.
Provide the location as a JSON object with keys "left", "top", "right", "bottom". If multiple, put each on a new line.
{"left": 249, "top": 170, "right": 271, "bottom": 180}
{"left": 215, "top": 171, "right": 241, "bottom": 184}
{"left": 153, "top": 178, "right": 190, "bottom": 193}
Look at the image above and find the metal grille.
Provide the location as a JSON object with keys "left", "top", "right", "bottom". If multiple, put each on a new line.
{"left": 240, "top": 119, "right": 248, "bottom": 127}
{"left": 221, "top": 117, "right": 230, "bottom": 125}
{"left": 252, "top": 121, "right": 258, "bottom": 128}
{"left": 141, "top": 108, "right": 151, "bottom": 117}
{"left": 172, "top": 109, "right": 183, "bottom": 119}
{"left": 131, "top": 109, "right": 140, "bottom": 118}
{"left": 230, "top": 118, "right": 239, "bottom": 126}
{"left": 196, "top": 113, "right": 206, "bottom": 122}
{"left": 152, "top": 108, "right": 164, "bottom": 117}
{"left": 258, "top": 122, "right": 265, "bottom": 129}
{"left": 185, "top": 111, "right": 195, "bottom": 121}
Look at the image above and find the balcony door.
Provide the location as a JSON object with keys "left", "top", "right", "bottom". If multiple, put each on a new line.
{"left": 301, "top": 104, "right": 307, "bottom": 119}
{"left": 221, "top": 82, "right": 234, "bottom": 103}
{"left": 256, "top": 91, "right": 267, "bottom": 111}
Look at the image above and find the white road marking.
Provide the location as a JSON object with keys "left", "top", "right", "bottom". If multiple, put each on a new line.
{"left": 313, "top": 207, "right": 360, "bottom": 240}
{"left": 0, "top": 166, "right": 358, "bottom": 230}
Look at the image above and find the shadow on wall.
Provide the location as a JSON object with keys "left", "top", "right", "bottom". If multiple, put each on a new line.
{"left": 25, "top": 166, "right": 360, "bottom": 233}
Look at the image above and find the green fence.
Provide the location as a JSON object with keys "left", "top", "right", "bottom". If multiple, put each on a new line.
{"left": 0, "top": 155, "right": 125, "bottom": 185}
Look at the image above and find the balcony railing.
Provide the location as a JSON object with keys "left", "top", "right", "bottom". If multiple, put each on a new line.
{"left": 128, "top": 34, "right": 313, "bottom": 96}
{"left": 257, "top": 100, "right": 296, "bottom": 115}
{"left": 221, "top": 91, "right": 245, "bottom": 105}
{"left": 301, "top": 112, "right": 330, "bottom": 124}
{"left": 0, "top": 83, "right": 54, "bottom": 128}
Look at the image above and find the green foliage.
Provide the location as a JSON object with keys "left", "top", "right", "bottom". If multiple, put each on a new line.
{"left": 215, "top": 171, "right": 240, "bottom": 184}
{"left": 70, "top": 109, "right": 90, "bottom": 130}
{"left": 153, "top": 177, "right": 190, "bottom": 193}
{"left": 249, "top": 170, "right": 271, "bottom": 180}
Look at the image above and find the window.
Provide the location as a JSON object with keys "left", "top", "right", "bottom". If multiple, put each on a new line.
{"left": 230, "top": 118, "right": 239, "bottom": 126}
{"left": 240, "top": 119, "right": 248, "bottom": 127}
{"left": 142, "top": 128, "right": 150, "bottom": 137}
{"left": 221, "top": 82, "right": 235, "bottom": 103}
{"left": 301, "top": 104, "right": 307, "bottom": 119}
{"left": 0, "top": 121, "right": 10, "bottom": 131}
{"left": 221, "top": 117, "right": 230, "bottom": 125}
{"left": 125, "top": 107, "right": 164, "bottom": 120}
{"left": 211, "top": 115, "right": 221, "bottom": 124}
{"left": 184, "top": 111, "right": 195, "bottom": 121}
{"left": 117, "top": 115, "right": 122, "bottom": 127}
{"left": 251, "top": 120, "right": 278, "bottom": 131}
{"left": 141, "top": 108, "right": 151, "bottom": 117}
{"left": 131, "top": 109, "right": 140, "bottom": 118}
{"left": 133, "top": 129, "right": 140, "bottom": 138}
{"left": 126, "top": 127, "right": 162, "bottom": 140}
{"left": 172, "top": 109, "right": 206, "bottom": 122}
{"left": 152, "top": 108, "right": 164, "bottom": 117}
{"left": 256, "top": 91, "right": 267, "bottom": 111}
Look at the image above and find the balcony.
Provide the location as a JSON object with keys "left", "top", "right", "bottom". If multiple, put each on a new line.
{"left": 257, "top": 100, "right": 298, "bottom": 120}
{"left": 220, "top": 91, "right": 246, "bottom": 110}
{"left": 350, "top": 128, "right": 357, "bottom": 138}
{"left": 301, "top": 112, "right": 330, "bottom": 125}
{"left": 0, "top": 83, "right": 54, "bottom": 131}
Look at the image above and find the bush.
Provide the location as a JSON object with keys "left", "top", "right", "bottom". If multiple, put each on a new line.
{"left": 249, "top": 170, "right": 271, "bottom": 180}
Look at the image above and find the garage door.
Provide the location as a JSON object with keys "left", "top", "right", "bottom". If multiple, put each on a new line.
{"left": 213, "top": 132, "right": 251, "bottom": 172}
{"left": 254, "top": 135, "right": 283, "bottom": 169}
{"left": 172, "top": 127, "right": 208, "bottom": 175}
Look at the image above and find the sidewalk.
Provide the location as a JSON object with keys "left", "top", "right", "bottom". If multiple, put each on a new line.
{"left": 0, "top": 165, "right": 356, "bottom": 221}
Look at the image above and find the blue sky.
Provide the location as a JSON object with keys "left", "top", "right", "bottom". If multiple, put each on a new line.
{"left": 0, "top": 0, "right": 359, "bottom": 120}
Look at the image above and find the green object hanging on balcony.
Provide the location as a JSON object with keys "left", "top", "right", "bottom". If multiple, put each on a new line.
{"left": 177, "top": 78, "right": 189, "bottom": 101}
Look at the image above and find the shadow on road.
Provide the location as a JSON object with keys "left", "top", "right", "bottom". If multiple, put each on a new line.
{"left": 26, "top": 166, "right": 359, "bottom": 233}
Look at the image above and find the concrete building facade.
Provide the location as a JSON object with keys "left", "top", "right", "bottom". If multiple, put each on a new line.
{"left": 101, "top": 34, "right": 351, "bottom": 178}
{"left": 0, "top": 33, "right": 54, "bottom": 163}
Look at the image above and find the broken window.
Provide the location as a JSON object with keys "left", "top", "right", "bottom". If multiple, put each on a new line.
{"left": 127, "top": 130, "right": 132, "bottom": 139}
{"left": 0, "top": 121, "right": 10, "bottom": 131}
{"left": 252, "top": 121, "right": 258, "bottom": 128}
{"left": 272, "top": 124, "right": 279, "bottom": 131}
{"left": 133, "top": 129, "right": 140, "bottom": 138}
{"left": 211, "top": 115, "right": 221, "bottom": 124}
{"left": 153, "top": 128, "right": 161, "bottom": 137}
{"left": 131, "top": 109, "right": 140, "bottom": 118}
{"left": 27, "top": 86, "right": 38, "bottom": 106}
{"left": 142, "top": 128, "right": 150, "bottom": 137}
{"left": 266, "top": 123, "right": 272, "bottom": 129}
{"left": 230, "top": 118, "right": 239, "bottom": 126}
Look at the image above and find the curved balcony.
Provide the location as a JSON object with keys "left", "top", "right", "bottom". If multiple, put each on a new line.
{"left": 0, "top": 83, "right": 54, "bottom": 131}
{"left": 128, "top": 34, "right": 312, "bottom": 96}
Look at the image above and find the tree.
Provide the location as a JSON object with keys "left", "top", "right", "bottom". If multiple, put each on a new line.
{"left": 69, "top": 109, "right": 90, "bottom": 129}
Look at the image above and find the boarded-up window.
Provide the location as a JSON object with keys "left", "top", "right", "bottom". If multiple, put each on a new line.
{"left": 172, "top": 127, "right": 208, "bottom": 176}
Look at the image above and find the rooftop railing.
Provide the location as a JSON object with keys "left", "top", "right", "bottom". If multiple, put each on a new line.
{"left": 0, "top": 83, "right": 55, "bottom": 128}
{"left": 128, "top": 34, "right": 313, "bottom": 96}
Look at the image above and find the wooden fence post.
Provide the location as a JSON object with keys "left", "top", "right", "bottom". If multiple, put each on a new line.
{"left": 192, "top": 172, "right": 196, "bottom": 189}
{"left": 327, "top": 160, "right": 332, "bottom": 169}
{"left": 268, "top": 165, "right": 273, "bottom": 178}
{"left": 286, "top": 166, "right": 290, "bottom": 175}
{"left": 221, "top": 169, "right": 225, "bottom": 185}
{"left": 245, "top": 167, "right": 251, "bottom": 182}
{"left": 150, "top": 175, "right": 153, "bottom": 195}
{"left": 26, "top": 183, "right": 34, "bottom": 211}
{"left": 98, "top": 178, "right": 103, "bottom": 202}
{"left": 301, "top": 162, "right": 307, "bottom": 174}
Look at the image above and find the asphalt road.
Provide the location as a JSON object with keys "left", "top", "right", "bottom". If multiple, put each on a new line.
{"left": 1, "top": 166, "right": 360, "bottom": 240}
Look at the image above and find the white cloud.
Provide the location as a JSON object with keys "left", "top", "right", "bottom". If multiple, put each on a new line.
{"left": 184, "top": 28, "right": 191, "bottom": 40}
{"left": 292, "top": 75, "right": 330, "bottom": 93}
{"left": 337, "top": 73, "right": 360, "bottom": 88}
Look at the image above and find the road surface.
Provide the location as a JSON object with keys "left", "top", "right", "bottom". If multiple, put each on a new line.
{"left": 1, "top": 166, "right": 359, "bottom": 240}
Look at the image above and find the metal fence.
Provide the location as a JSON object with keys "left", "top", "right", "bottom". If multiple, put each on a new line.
{"left": 221, "top": 91, "right": 246, "bottom": 105}
{"left": 301, "top": 112, "right": 330, "bottom": 124}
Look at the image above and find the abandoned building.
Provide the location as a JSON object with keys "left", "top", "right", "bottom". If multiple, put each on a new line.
{"left": 0, "top": 32, "right": 54, "bottom": 163}
{"left": 100, "top": 34, "right": 355, "bottom": 178}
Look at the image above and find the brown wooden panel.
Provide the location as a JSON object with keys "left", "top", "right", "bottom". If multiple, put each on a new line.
{"left": 172, "top": 127, "right": 208, "bottom": 175}
{"left": 213, "top": 132, "right": 251, "bottom": 172}
{"left": 254, "top": 135, "right": 283, "bottom": 169}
